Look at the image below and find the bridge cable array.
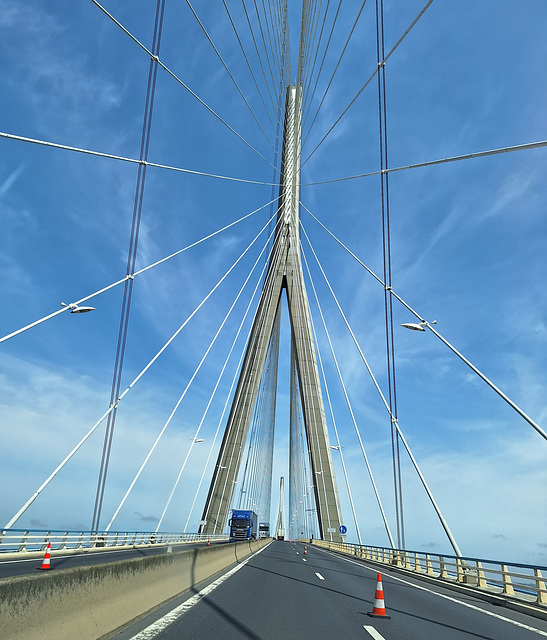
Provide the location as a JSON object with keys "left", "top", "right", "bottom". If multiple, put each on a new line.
{"left": 184, "top": 0, "right": 274, "bottom": 150}
{"left": 0, "top": 199, "right": 276, "bottom": 345}
{"left": 301, "top": 244, "right": 395, "bottom": 549}
{"left": 104, "top": 217, "right": 282, "bottom": 532}
{"left": 375, "top": 0, "right": 406, "bottom": 551}
{"left": 91, "top": 0, "right": 167, "bottom": 534}
{"left": 233, "top": 302, "right": 280, "bottom": 526}
{"left": 300, "top": 223, "right": 462, "bottom": 555}
{"left": 301, "top": 0, "right": 367, "bottom": 150}
{"left": 4, "top": 205, "right": 281, "bottom": 531}
{"left": 182, "top": 224, "right": 284, "bottom": 532}
{"left": 288, "top": 358, "right": 319, "bottom": 541}
{"left": 301, "top": 205, "right": 547, "bottom": 444}
{"left": 90, "top": 0, "right": 278, "bottom": 172}
{"left": 201, "top": 211, "right": 289, "bottom": 532}
{"left": 300, "top": 0, "right": 436, "bottom": 169}
{"left": 2, "top": 0, "right": 545, "bottom": 555}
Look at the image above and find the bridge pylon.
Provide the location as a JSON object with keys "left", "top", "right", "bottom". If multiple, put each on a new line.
{"left": 275, "top": 476, "right": 286, "bottom": 540}
{"left": 200, "top": 84, "right": 344, "bottom": 542}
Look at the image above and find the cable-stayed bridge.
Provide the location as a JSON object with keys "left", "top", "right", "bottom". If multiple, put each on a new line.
{"left": 1, "top": 1, "right": 546, "bottom": 638}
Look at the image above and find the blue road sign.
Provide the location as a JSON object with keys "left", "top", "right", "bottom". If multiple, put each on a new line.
{"left": 339, "top": 525, "right": 347, "bottom": 534}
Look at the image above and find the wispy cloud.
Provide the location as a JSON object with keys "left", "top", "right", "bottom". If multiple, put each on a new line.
{"left": 1, "top": 3, "right": 122, "bottom": 140}
{"left": 0, "top": 352, "right": 217, "bottom": 532}
{"left": 338, "top": 427, "right": 547, "bottom": 563}
{"left": 0, "top": 163, "right": 26, "bottom": 196}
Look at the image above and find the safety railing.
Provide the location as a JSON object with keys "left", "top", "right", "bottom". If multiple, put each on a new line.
{"left": 312, "top": 540, "right": 547, "bottom": 610}
{"left": 0, "top": 529, "right": 228, "bottom": 554}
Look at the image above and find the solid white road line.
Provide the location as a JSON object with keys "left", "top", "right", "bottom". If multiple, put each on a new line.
{"left": 363, "top": 626, "right": 387, "bottom": 640}
{"left": 320, "top": 549, "right": 547, "bottom": 637}
{"left": 315, "top": 572, "right": 325, "bottom": 580}
{"left": 129, "top": 542, "right": 272, "bottom": 639}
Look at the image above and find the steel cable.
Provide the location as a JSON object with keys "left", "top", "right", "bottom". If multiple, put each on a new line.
{"left": 91, "top": 0, "right": 166, "bottom": 532}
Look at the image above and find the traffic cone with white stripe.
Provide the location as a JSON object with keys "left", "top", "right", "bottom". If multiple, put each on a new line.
{"left": 304, "top": 545, "right": 307, "bottom": 555}
{"left": 207, "top": 539, "right": 210, "bottom": 546}
{"left": 38, "top": 542, "right": 52, "bottom": 570}
{"left": 367, "top": 573, "right": 390, "bottom": 618}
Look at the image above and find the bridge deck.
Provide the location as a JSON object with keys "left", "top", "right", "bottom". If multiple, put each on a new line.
{"left": 113, "top": 541, "right": 547, "bottom": 640}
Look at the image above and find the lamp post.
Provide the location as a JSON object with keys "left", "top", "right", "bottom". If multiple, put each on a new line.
{"left": 401, "top": 319, "right": 546, "bottom": 441}
{"left": 61, "top": 302, "right": 95, "bottom": 313}
{"left": 0, "top": 300, "right": 96, "bottom": 344}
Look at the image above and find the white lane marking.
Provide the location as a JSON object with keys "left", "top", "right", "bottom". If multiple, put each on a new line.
{"left": 320, "top": 549, "right": 547, "bottom": 637}
{"left": 129, "top": 542, "right": 272, "bottom": 639}
{"left": 363, "top": 626, "right": 387, "bottom": 640}
{"left": 315, "top": 572, "right": 325, "bottom": 581}
{"left": 302, "top": 558, "right": 307, "bottom": 562}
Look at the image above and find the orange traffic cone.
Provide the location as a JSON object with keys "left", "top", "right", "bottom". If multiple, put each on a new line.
{"left": 207, "top": 539, "right": 211, "bottom": 546}
{"left": 304, "top": 545, "right": 307, "bottom": 555}
{"left": 367, "top": 573, "right": 390, "bottom": 618}
{"left": 38, "top": 542, "right": 52, "bottom": 570}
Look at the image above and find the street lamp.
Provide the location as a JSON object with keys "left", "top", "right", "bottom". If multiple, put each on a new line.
{"left": 400, "top": 320, "right": 436, "bottom": 331}
{"left": 1, "top": 298, "right": 97, "bottom": 344}
{"left": 400, "top": 316, "right": 546, "bottom": 441}
{"left": 61, "top": 302, "right": 95, "bottom": 314}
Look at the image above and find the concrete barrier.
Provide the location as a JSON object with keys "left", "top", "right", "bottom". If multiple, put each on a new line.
{"left": 1, "top": 538, "right": 271, "bottom": 640}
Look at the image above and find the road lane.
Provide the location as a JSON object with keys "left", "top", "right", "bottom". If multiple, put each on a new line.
{"left": 304, "top": 543, "right": 547, "bottom": 640}
{"left": 118, "top": 540, "right": 547, "bottom": 640}
{"left": 160, "top": 539, "right": 366, "bottom": 639}
{"left": 0, "top": 541, "right": 224, "bottom": 578}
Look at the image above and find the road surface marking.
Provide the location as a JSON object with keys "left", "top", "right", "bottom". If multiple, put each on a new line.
{"left": 320, "top": 549, "right": 547, "bottom": 637}
{"left": 128, "top": 542, "right": 272, "bottom": 639}
{"left": 363, "top": 626, "right": 387, "bottom": 640}
{"left": 302, "top": 558, "right": 307, "bottom": 562}
{"left": 315, "top": 572, "right": 325, "bottom": 580}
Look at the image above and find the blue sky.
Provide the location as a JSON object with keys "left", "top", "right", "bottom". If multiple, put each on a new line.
{"left": 1, "top": 0, "right": 546, "bottom": 565}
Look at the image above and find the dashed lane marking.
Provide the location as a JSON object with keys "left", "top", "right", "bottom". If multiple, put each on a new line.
{"left": 320, "top": 549, "right": 547, "bottom": 637}
{"left": 315, "top": 572, "right": 325, "bottom": 581}
{"left": 363, "top": 625, "right": 386, "bottom": 640}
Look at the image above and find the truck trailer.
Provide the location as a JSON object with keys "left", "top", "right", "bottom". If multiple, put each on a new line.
{"left": 229, "top": 509, "right": 258, "bottom": 542}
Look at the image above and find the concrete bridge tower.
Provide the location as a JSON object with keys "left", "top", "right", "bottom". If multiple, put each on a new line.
{"left": 200, "top": 84, "right": 344, "bottom": 542}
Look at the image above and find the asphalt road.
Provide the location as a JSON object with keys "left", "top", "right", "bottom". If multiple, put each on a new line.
{"left": 114, "top": 540, "right": 547, "bottom": 640}
{"left": 0, "top": 541, "right": 223, "bottom": 579}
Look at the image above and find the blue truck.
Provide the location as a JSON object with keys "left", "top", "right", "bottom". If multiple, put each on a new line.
{"left": 229, "top": 509, "right": 258, "bottom": 542}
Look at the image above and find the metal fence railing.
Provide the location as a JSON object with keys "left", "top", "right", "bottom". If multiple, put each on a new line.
{"left": 0, "top": 528, "right": 228, "bottom": 555}
{"left": 312, "top": 540, "right": 547, "bottom": 610}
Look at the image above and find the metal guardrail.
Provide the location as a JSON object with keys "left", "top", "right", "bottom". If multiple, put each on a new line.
{"left": 0, "top": 529, "right": 228, "bottom": 554}
{"left": 312, "top": 540, "right": 547, "bottom": 609}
